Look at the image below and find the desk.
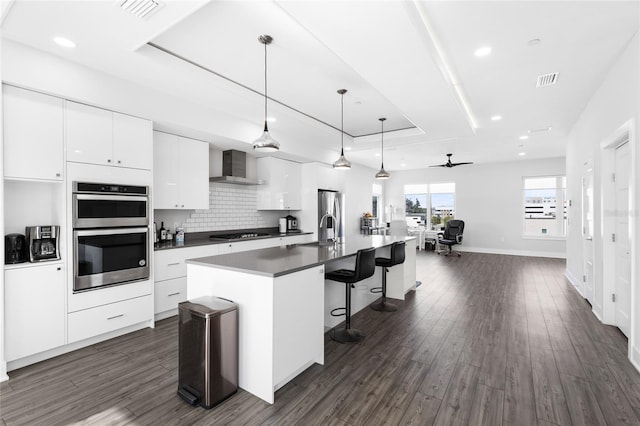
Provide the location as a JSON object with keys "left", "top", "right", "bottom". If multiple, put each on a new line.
{"left": 407, "top": 227, "right": 425, "bottom": 250}
{"left": 424, "top": 230, "right": 443, "bottom": 251}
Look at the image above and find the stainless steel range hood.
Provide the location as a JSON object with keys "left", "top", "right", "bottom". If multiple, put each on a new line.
{"left": 209, "top": 150, "right": 264, "bottom": 185}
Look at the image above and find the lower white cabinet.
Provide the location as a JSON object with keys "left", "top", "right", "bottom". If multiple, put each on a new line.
{"left": 4, "top": 263, "right": 65, "bottom": 361}
{"left": 154, "top": 277, "right": 187, "bottom": 314}
{"left": 68, "top": 295, "right": 152, "bottom": 343}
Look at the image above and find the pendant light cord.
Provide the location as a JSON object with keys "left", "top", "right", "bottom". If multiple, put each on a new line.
{"left": 263, "top": 40, "right": 268, "bottom": 131}
{"left": 341, "top": 91, "right": 344, "bottom": 154}
{"left": 381, "top": 119, "right": 384, "bottom": 167}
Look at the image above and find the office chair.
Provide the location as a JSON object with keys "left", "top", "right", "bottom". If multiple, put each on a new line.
{"left": 438, "top": 220, "right": 465, "bottom": 257}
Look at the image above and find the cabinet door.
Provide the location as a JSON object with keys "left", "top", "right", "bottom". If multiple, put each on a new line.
{"left": 3, "top": 86, "right": 64, "bottom": 181}
{"left": 282, "top": 160, "right": 302, "bottom": 209}
{"left": 153, "top": 132, "right": 181, "bottom": 209}
{"left": 5, "top": 264, "right": 66, "bottom": 361}
{"left": 66, "top": 101, "right": 113, "bottom": 166}
{"left": 178, "top": 136, "right": 209, "bottom": 210}
{"left": 113, "top": 112, "right": 152, "bottom": 170}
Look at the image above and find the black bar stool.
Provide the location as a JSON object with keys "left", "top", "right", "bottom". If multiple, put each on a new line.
{"left": 325, "top": 247, "right": 376, "bottom": 343}
{"left": 370, "top": 241, "right": 406, "bottom": 312}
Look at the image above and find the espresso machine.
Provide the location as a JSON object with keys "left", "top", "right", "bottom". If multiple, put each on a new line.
{"left": 25, "top": 226, "right": 60, "bottom": 262}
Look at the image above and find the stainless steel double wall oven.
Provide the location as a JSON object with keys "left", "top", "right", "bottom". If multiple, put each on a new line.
{"left": 72, "top": 182, "right": 150, "bottom": 292}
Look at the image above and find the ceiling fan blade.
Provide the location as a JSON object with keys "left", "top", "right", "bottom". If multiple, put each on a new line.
{"left": 451, "top": 162, "right": 474, "bottom": 166}
{"left": 429, "top": 164, "right": 448, "bottom": 168}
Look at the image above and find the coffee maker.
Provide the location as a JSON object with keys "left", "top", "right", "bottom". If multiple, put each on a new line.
{"left": 5, "top": 233, "right": 27, "bottom": 264}
{"left": 26, "top": 226, "right": 60, "bottom": 262}
{"left": 286, "top": 215, "right": 299, "bottom": 232}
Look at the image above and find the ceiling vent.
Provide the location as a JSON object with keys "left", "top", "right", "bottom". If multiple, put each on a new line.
{"left": 120, "top": 0, "right": 160, "bottom": 19}
{"left": 536, "top": 72, "right": 559, "bottom": 88}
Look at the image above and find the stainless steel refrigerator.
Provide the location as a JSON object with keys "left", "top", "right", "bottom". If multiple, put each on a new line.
{"left": 318, "top": 189, "right": 345, "bottom": 244}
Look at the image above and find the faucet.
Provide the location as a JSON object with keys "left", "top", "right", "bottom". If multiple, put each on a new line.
{"left": 319, "top": 212, "right": 338, "bottom": 242}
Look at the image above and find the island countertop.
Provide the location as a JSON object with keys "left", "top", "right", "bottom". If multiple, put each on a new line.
{"left": 185, "top": 235, "right": 415, "bottom": 278}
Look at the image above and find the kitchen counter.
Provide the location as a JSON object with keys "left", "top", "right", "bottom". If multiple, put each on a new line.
{"left": 154, "top": 229, "right": 313, "bottom": 251}
{"left": 186, "top": 235, "right": 415, "bottom": 278}
{"left": 186, "top": 235, "right": 417, "bottom": 404}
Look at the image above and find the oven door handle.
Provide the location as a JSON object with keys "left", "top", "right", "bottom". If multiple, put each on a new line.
{"left": 74, "top": 227, "right": 149, "bottom": 237}
{"left": 74, "top": 194, "right": 148, "bottom": 202}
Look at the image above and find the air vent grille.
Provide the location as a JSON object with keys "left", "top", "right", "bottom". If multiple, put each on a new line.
{"left": 537, "top": 72, "right": 559, "bottom": 88}
{"left": 120, "top": 0, "right": 160, "bottom": 19}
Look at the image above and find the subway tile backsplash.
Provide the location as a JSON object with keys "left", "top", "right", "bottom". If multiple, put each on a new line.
{"left": 159, "top": 183, "right": 282, "bottom": 233}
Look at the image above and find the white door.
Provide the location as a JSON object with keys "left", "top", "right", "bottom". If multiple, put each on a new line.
{"left": 582, "top": 162, "right": 594, "bottom": 303}
{"left": 615, "top": 141, "right": 631, "bottom": 336}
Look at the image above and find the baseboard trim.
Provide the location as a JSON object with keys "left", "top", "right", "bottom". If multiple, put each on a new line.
{"left": 155, "top": 309, "right": 178, "bottom": 322}
{"left": 6, "top": 321, "right": 151, "bottom": 373}
{"left": 632, "top": 346, "right": 640, "bottom": 374}
{"left": 457, "top": 246, "right": 566, "bottom": 259}
{"left": 564, "top": 269, "right": 585, "bottom": 297}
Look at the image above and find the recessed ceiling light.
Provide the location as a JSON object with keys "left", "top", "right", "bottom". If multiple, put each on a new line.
{"left": 519, "top": 152, "right": 526, "bottom": 156}
{"left": 491, "top": 115, "right": 502, "bottom": 121}
{"left": 527, "top": 38, "right": 541, "bottom": 47}
{"left": 474, "top": 46, "right": 492, "bottom": 57}
{"left": 519, "top": 135, "right": 529, "bottom": 140}
{"left": 53, "top": 37, "right": 76, "bottom": 48}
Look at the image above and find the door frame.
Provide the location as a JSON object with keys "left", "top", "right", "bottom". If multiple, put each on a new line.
{"left": 600, "top": 118, "right": 636, "bottom": 360}
{"left": 581, "top": 160, "right": 595, "bottom": 305}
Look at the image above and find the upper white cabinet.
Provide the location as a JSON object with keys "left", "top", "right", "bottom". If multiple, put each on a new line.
{"left": 5, "top": 263, "right": 66, "bottom": 361}
{"left": 3, "top": 85, "right": 64, "bottom": 181}
{"left": 153, "top": 131, "right": 209, "bottom": 210}
{"left": 256, "top": 157, "right": 302, "bottom": 210}
{"left": 66, "top": 101, "right": 152, "bottom": 170}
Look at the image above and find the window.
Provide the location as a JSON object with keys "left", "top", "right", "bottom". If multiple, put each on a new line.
{"left": 405, "top": 183, "right": 455, "bottom": 230}
{"left": 372, "top": 184, "right": 382, "bottom": 219}
{"left": 523, "top": 176, "right": 566, "bottom": 237}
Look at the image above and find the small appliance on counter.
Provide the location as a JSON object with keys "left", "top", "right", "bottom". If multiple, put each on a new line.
{"left": 279, "top": 217, "right": 287, "bottom": 234}
{"left": 5, "top": 233, "right": 27, "bottom": 264}
{"left": 286, "top": 215, "right": 299, "bottom": 233}
{"left": 26, "top": 225, "right": 60, "bottom": 262}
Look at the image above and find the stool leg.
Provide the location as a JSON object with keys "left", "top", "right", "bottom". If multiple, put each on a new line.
{"left": 370, "top": 267, "right": 398, "bottom": 312}
{"left": 331, "top": 283, "right": 365, "bottom": 343}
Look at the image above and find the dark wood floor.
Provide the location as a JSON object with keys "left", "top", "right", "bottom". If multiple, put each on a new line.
{"left": 2, "top": 251, "right": 639, "bottom": 425}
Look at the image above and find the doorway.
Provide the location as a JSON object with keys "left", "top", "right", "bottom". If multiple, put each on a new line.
{"left": 615, "top": 141, "right": 631, "bottom": 337}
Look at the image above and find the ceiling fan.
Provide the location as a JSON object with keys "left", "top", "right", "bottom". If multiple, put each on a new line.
{"left": 429, "top": 153, "right": 474, "bottom": 168}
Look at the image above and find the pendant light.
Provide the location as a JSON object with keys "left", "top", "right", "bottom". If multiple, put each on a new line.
{"left": 252, "top": 35, "right": 280, "bottom": 152}
{"left": 333, "top": 89, "right": 351, "bottom": 169}
{"left": 375, "top": 117, "right": 390, "bottom": 179}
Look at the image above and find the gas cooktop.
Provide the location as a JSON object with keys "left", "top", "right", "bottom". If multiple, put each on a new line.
{"left": 209, "top": 232, "right": 271, "bottom": 241}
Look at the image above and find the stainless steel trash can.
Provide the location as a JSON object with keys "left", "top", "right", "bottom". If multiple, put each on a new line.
{"left": 177, "top": 296, "right": 238, "bottom": 409}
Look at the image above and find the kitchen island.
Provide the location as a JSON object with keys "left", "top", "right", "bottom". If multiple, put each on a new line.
{"left": 186, "top": 235, "right": 416, "bottom": 403}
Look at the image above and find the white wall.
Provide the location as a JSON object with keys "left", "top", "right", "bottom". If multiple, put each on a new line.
{"left": 565, "top": 33, "right": 639, "bottom": 364}
{"left": 384, "top": 158, "right": 566, "bottom": 258}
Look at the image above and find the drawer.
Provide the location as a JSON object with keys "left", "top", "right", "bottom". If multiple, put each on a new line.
{"left": 68, "top": 295, "right": 152, "bottom": 343}
{"left": 154, "top": 245, "right": 219, "bottom": 282}
{"left": 154, "top": 277, "right": 187, "bottom": 314}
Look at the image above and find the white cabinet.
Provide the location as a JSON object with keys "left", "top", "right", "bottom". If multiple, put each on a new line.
{"left": 257, "top": 157, "right": 302, "bottom": 210}
{"left": 68, "top": 295, "right": 152, "bottom": 343}
{"left": 3, "top": 85, "right": 64, "bottom": 181}
{"left": 153, "top": 131, "right": 209, "bottom": 210}
{"left": 154, "top": 245, "right": 219, "bottom": 315}
{"left": 316, "top": 163, "right": 341, "bottom": 191}
{"left": 4, "top": 263, "right": 66, "bottom": 361}
{"left": 66, "top": 101, "right": 152, "bottom": 170}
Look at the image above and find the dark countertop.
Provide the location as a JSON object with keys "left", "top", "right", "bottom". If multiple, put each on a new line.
{"left": 154, "top": 228, "right": 313, "bottom": 251}
{"left": 186, "top": 235, "right": 416, "bottom": 278}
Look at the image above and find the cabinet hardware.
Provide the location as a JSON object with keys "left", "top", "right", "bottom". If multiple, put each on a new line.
{"left": 107, "top": 314, "right": 124, "bottom": 320}
{"left": 168, "top": 292, "right": 181, "bottom": 297}
{"left": 107, "top": 159, "right": 111, "bottom": 163}
{"left": 57, "top": 267, "right": 62, "bottom": 271}
{"left": 167, "top": 262, "right": 181, "bottom": 266}
{"left": 612, "top": 294, "right": 616, "bottom": 302}
{"left": 181, "top": 205, "right": 184, "bottom": 207}
{"left": 175, "top": 204, "right": 179, "bottom": 207}
{"left": 56, "top": 173, "right": 61, "bottom": 177}
{"left": 117, "top": 160, "right": 121, "bottom": 164}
